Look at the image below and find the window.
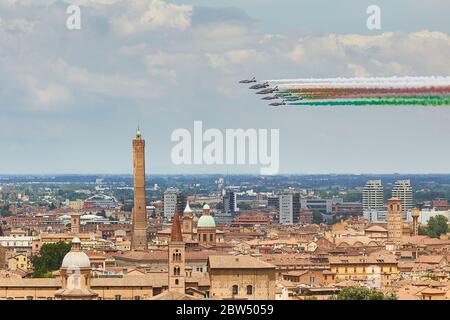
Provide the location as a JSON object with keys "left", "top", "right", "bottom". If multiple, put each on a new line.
{"left": 246, "top": 285, "right": 253, "bottom": 295}
{"left": 175, "top": 279, "right": 179, "bottom": 285}
{"left": 134, "top": 296, "right": 141, "bottom": 300}
{"left": 115, "top": 295, "right": 121, "bottom": 300}
{"left": 232, "top": 285, "right": 239, "bottom": 296}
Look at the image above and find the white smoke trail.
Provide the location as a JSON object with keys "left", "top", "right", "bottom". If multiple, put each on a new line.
{"left": 265, "top": 76, "right": 450, "bottom": 89}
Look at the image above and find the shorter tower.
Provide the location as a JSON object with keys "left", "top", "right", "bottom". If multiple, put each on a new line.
{"left": 168, "top": 211, "right": 185, "bottom": 294}
{"left": 411, "top": 208, "right": 420, "bottom": 236}
{"left": 70, "top": 212, "right": 81, "bottom": 235}
{"left": 182, "top": 201, "right": 194, "bottom": 240}
{"left": 387, "top": 198, "right": 403, "bottom": 244}
{"left": 197, "top": 204, "right": 216, "bottom": 245}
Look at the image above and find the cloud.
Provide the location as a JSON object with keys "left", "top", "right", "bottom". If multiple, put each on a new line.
{"left": 31, "top": 83, "right": 72, "bottom": 110}
{"left": 206, "top": 49, "right": 266, "bottom": 69}
{"left": 51, "top": 60, "right": 163, "bottom": 99}
{"left": 0, "top": 0, "right": 56, "bottom": 7}
{"left": 112, "top": 0, "right": 192, "bottom": 35}
{"left": 287, "top": 31, "right": 450, "bottom": 76}
{"left": 191, "top": 6, "right": 253, "bottom": 26}
{"left": 0, "top": 18, "right": 34, "bottom": 33}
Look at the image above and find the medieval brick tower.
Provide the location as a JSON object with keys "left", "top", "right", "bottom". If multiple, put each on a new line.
{"left": 168, "top": 211, "right": 186, "bottom": 293}
{"left": 387, "top": 197, "right": 403, "bottom": 244}
{"left": 131, "top": 128, "right": 148, "bottom": 251}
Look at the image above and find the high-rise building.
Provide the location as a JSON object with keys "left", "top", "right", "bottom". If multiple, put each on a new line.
{"left": 391, "top": 180, "right": 413, "bottom": 219}
{"left": 131, "top": 129, "right": 148, "bottom": 251}
{"left": 300, "top": 198, "right": 333, "bottom": 214}
{"left": 163, "top": 188, "right": 186, "bottom": 220}
{"left": 278, "top": 192, "right": 300, "bottom": 225}
{"left": 362, "top": 180, "right": 384, "bottom": 210}
{"left": 267, "top": 196, "right": 280, "bottom": 209}
{"left": 223, "top": 191, "right": 237, "bottom": 216}
{"left": 387, "top": 198, "right": 403, "bottom": 244}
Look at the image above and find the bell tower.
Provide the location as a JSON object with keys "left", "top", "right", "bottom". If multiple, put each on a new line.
{"left": 168, "top": 211, "right": 185, "bottom": 293}
{"left": 182, "top": 201, "right": 194, "bottom": 240}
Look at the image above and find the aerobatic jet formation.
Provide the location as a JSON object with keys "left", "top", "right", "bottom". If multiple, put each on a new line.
{"left": 249, "top": 82, "right": 270, "bottom": 90}
{"left": 261, "top": 95, "right": 281, "bottom": 100}
{"left": 239, "top": 77, "right": 257, "bottom": 84}
{"left": 269, "top": 101, "right": 286, "bottom": 107}
{"left": 240, "top": 76, "right": 450, "bottom": 107}
{"left": 256, "top": 86, "right": 279, "bottom": 95}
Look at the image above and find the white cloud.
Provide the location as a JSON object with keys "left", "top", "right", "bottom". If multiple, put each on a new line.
{"left": 22, "top": 76, "right": 72, "bottom": 111}
{"left": 51, "top": 60, "right": 162, "bottom": 99}
{"left": 0, "top": 0, "right": 58, "bottom": 8}
{"left": 112, "top": 0, "right": 192, "bottom": 35}
{"left": 288, "top": 31, "right": 450, "bottom": 76}
{"left": 206, "top": 49, "right": 266, "bottom": 69}
{"left": 0, "top": 18, "right": 34, "bottom": 33}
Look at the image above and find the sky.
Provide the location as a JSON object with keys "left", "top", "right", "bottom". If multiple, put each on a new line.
{"left": 0, "top": 0, "right": 449, "bottom": 175}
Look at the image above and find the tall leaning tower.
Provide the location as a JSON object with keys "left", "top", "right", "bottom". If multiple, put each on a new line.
{"left": 131, "top": 128, "right": 148, "bottom": 251}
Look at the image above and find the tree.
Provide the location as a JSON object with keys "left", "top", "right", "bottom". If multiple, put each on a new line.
{"left": 335, "top": 287, "right": 396, "bottom": 300}
{"left": 122, "top": 204, "right": 133, "bottom": 212}
{"left": 312, "top": 210, "right": 323, "bottom": 224}
{"left": 98, "top": 209, "right": 106, "bottom": 218}
{"left": 0, "top": 204, "right": 12, "bottom": 217}
{"left": 238, "top": 203, "right": 251, "bottom": 211}
{"left": 31, "top": 241, "right": 71, "bottom": 278}
{"left": 426, "top": 215, "right": 448, "bottom": 238}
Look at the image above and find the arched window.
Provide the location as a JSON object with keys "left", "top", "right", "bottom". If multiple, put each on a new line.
{"left": 174, "top": 266, "right": 180, "bottom": 276}
{"left": 232, "top": 285, "right": 239, "bottom": 296}
{"left": 175, "top": 279, "right": 179, "bottom": 285}
{"left": 246, "top": 285, "right": 253, "bottom": 295}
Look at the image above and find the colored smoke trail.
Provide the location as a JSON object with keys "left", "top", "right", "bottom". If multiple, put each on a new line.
{"left": 259, "top": 76, "right": 450, "bottom": 107}
{"left": 287, "top": 97, "right": 450, "bottom": 106}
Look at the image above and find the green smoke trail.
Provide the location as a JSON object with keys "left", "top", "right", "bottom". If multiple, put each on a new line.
{"left": 287, "top": 97, "right": 450, "bottom": 106}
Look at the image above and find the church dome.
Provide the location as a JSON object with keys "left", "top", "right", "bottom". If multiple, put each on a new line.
{"left": 61, "top": 237, "right": 91, "bottom": 269}
{"left": 61, "top": 251, "right": 91, "bottom": 269}
{"left": 197, "top": 215, "right": 216, "bottom": 228}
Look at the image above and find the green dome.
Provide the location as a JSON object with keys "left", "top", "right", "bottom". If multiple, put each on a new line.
{"left": 197, "top": 215, "right": 216, "bottom": 228}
